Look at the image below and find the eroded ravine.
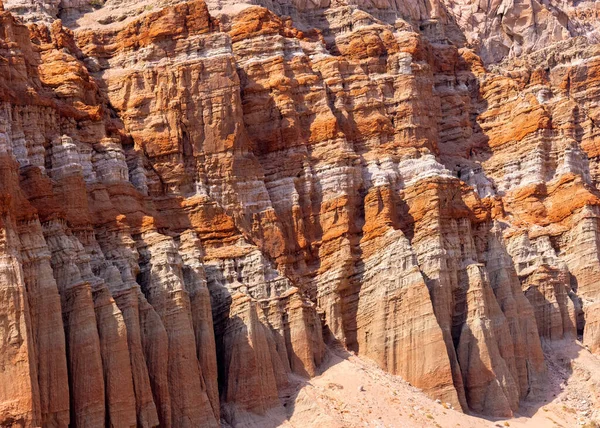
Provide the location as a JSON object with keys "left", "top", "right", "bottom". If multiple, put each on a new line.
{"left": 2, "top": 0, "right": 600, "bottom": 426}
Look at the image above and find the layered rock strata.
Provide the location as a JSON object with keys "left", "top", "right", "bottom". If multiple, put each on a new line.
{"left": 2, "top": 0, "right": 600, "bottom": 425}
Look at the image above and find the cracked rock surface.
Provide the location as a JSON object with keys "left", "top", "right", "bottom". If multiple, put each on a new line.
{"left": 2, "top": 0, "right": 600, "bottom": 426}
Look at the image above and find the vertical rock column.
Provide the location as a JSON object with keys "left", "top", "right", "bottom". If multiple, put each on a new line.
{"left": 485, "top": 226, "right": 546, "bottom": 400}
{"left": 0, "top": 123, "right": 40, "bottom": 426}
{"left": 49, "top": 135, "right": 138, "bottom": 428}
{"left": 90, "top": 277, "right": 137, "bottom": 428}
{"left": 562, "top": 206, "right": 600, "bottom": 352}
{"left": 0, "top": 237, "right": 41, "bottom": 427}
{"left": 456, "top": 263, "right": 520, "bottom": 417}
{"left": 404, "top": 177, "right": 469, "bottom": 411}
{"left": 25, "top": 135, "right": 137, "bottom": 428}
{"left": 89, "top": 139, "right": 161, "bottom": 427}
{"left": 19, "top": 158, "right": 106, "bottom": 428}
{"left": 0, "top": 120, "right": 70, "bottom": 427}
{"left": 355, "top": 225, "right": 460, "bottom": 406}
{"left": 94, "top": 227, "right": 162, "bottom": 428}
{"left": 136, "top": 230, "right": 218, "bottom": 428}
{"left": 43, "top": 220, "right": 106, "bottom": 428}
{"left": 217, "top": 292, "right": 282, "bottom": 422}
{"left": 177, "top": 230, "right": 220, "bottom": 419}
{"left": 18, "top": 220, "right": 70, "bottom": 427}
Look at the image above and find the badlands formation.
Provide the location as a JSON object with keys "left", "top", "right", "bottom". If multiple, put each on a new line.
{"left": 2, "top": 0, "right": 600, "bottom": 426}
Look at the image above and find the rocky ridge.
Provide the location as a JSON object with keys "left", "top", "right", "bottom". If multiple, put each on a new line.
{"left": 1, "top": 0, "right": 600, "bottom": 426}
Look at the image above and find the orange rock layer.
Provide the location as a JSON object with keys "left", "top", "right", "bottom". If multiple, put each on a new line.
{"left": 1, "top": 0, "right": 600, "bottom": 426}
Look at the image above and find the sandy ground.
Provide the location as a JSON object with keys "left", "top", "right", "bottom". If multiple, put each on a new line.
{"left": 229, "top": 340, "right": 600, "bottom": 428}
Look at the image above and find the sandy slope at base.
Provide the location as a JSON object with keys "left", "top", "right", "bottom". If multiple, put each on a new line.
{"left": 227, "top": 341, "right": 600, "bottom": 428}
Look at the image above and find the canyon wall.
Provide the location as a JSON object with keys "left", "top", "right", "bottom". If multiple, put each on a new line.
{"left": 1, "top": 0, "right": 600, "bottom": 425}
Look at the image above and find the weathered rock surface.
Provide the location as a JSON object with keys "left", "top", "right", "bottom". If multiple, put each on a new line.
{"left": 3, "top": 0, "right": 600, "bottom": 425}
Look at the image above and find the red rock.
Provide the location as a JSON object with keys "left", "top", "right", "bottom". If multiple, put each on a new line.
{"left": 4, "top": 0, "right": 600, "bottom": 425}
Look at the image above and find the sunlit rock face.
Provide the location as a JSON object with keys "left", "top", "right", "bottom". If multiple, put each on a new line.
{"left": 3, "top": 0, "right": 600, "bottom": 425}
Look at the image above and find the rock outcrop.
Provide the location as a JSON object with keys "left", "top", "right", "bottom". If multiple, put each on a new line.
{"left": 3, "top": 0, "right": 600, "bottom": 425}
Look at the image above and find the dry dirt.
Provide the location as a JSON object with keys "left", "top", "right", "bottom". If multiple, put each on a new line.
{"left": 228, "top": 340, "right": 600, "bottom": 428}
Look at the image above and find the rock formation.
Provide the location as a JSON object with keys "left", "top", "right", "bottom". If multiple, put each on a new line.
{"left": 2, "top": 0, "right": 600, "bottom": 426}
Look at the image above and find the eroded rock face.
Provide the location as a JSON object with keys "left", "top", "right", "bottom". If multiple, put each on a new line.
{"left": 3, "top": 0, "right": 600, "bottom": 425}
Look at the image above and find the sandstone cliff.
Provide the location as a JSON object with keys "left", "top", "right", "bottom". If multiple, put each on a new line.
{"left": 1, "top": 0, "right": 600, "bottom": 426}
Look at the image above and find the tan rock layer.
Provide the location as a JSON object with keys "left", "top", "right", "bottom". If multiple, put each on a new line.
{"left": 3, "top": 0, "right": 600, "bottom": 425}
